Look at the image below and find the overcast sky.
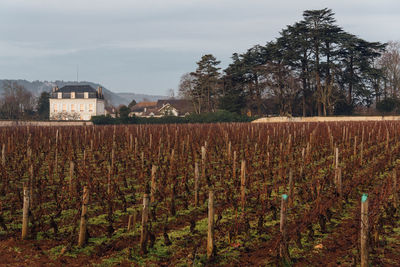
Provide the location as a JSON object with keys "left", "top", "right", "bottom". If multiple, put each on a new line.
{"left": 0, "top": 0, "right": 399, "bottom": 95}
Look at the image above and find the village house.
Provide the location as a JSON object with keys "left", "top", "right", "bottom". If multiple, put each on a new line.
{"left": 49, "top": 85, "right": 105, "bottom": 120}
{"left": 130, "top": 102, "right": 158, "bottom": 117}
{"left": 105, "top": 106, "right": 117, "bottom": 118}
{"left": 156, "top": 100, "right": 193, "bottom": 116}
{"left": 131, "top": 99, "right": 194, "bottom": 117}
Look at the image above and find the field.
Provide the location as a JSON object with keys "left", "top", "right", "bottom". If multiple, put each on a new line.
{"left": 0, "top": 122, "right": 400, "bottom": 266}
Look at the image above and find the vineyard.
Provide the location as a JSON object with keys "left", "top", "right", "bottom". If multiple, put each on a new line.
{"left": 0, "top": 122, "right": 400, "bottom": 266}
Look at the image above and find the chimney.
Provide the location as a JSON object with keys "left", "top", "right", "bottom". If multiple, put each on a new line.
{"left": 52, "top": 86, "right": 59, "bottom": 93}
{"left": 97, "top": 86, "right": 103, "bottom": 98}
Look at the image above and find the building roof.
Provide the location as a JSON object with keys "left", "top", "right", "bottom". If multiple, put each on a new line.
{"left": 134, "top": 102, "right": 157, "bottom": 108}
{"left": 50, "top": 85, "right": 102, "bottom": 99}
{"left": 131, "top": 102, "right": 157, "bottom": 112}
{"left": 58, "top": 85, "right": 97, "bottom": 93}
{"left": 156, "top": 99, "right": 194, "bottom": 114}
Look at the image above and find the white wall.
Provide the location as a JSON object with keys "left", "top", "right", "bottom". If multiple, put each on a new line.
{"left": 252, "top": 116, "right": 400, "bottom": 123}
{"left": 50, "top": 98, "right": 105, "bottom": 120}
{"left": 96, "top": 100, "right": 105, "bottom": 116}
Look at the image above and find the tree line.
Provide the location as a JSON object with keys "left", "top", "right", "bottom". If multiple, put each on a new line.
{"left": 179, "top": 8, "right": 400, "bottom": 116}
{"left": 0, "top": 80, "right": 49, "bottom": 120}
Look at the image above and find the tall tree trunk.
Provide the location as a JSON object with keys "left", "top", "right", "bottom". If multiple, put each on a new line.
{"left": 254, "top": 74, "right": 262, "bottom": 115}
{"left": 302, "top": 53, "right": 308, "bottom": 117}
{"left": 315, "top": 40, "right": 322, "bottom": 116}
{"left": 348, "top": 55, "right": 354, "bottom": 104}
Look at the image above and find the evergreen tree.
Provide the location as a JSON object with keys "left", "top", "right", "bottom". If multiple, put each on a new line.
{"left": 37, "top": 91, "right": 50, "bottom": 119}
{"left": 191, "top": 54, "right": 221, "bottom": 112}
{"left": 183, "top": 8, "right": 386, "bottom": 116}
{"left": 128, "top": 99, "right": 137, "bottom": 110}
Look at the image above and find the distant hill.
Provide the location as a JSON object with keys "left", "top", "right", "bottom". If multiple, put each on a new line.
{"left": 0, "top": 80, "right": 167, "bottom": 107}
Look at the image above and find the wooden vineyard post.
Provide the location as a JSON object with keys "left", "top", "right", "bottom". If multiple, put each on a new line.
{"left": 54, "top": 146, "right": 58, "bottom": 174}
{"left": 233, "top": 151, "right": 237, "bottom": 180}
{"left": 337, "top": 167, "right": 342, "bottom": 197}
{"left": 334, "top": 147, "right": 339, "bottom": 186}
{"left": 169, "top": 149, "right": 175, "bottom": 166}
{"left": 354, "top": 136, "right": 357, "bottom": 158}
{"left": 133, "top": 211, "right": 138, "bottom": 232}
{"left": 280, "top": 194, "right": 289, "bottom": 262}
{"left": 1, "top": 143, "right": 5, "bottom": 166}
{"left": 394, "top": 170, "right": 398, "bottom": 209}
{"left": 361, "top": 193, "right": 368, "bottom": 267}
{"left": 207, "top": 190, "right": 215, "bottom": 260}
{"left": 69, "top": 161, "right": 74, "bottom": 194}
{"left": 288, "top": 169, "right": 294, "bottom": 207}
{"left": 150, "top": 165, "right": 157, "bottom": 203}
{"left": 342, "top": 127, "right": 345, "bottom": 143}
{"left": 28, "top": 165, "right": 34, "bottom": 206}
{"left": 240, "top": 160, "right": 246, "bottom": 211}
{"left": 21, "top": 184, "right": 30, "bottom": 240}
{"left": 129, "top": 134, "right": 133, "bottom": 151}
{"left": 81, "top": 148, "right": 86, "bottom": 169}
{"left": 335, "top": 147, "right": 339, "bottom": 170}
{"left": 127, "top": 215, "right": 133, "bottom": 232}
{"left": 158, "top": 138, "right": 162, "bottom": 158}
{"left": 201, "top": 146, "right": 206, "bottom": 180}
{"left": 194, "top": 162, "right": 199, "bottom": 206}
{"left": 127, "top": 212, "right": 137, "bottom": 233}
{"left": 140, "top": 193, "right": 150, "bottom": 254}
{"left": 134, "top": 137, "right": 138, "bottom": 157}
{"left": 149, "top": 133, "right": 152, "bottom": 150}
{"left": 386, "top": 129, "right": 389, "bottom": 151}
{"left": 227, "top": 141, "right": 231, "bottom": 161}
{"left": 55, "top": 129, "right": 59, "bottom": 146}
{"left": 300, "top": 148, "right": 305, "bottom": 176}
{"left": 107, "top": 165, "right": 112, "bottom": 195}
{"left": 111, "top": 147, "right": 115, "bottom": 170}
{"left": 7, "top": 137, "right": 11, "bottom": 153}
{"left": 78, "top": 186, "right": 89, "bottom": 247}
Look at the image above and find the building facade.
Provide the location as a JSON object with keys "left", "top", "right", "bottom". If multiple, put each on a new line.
{"left": 49, "top": 85, "right": 105, "bottom": 120}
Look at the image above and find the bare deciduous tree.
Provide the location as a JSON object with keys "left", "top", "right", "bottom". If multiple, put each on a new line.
{"left": 378, "top": 41, "right": 400, "bottom": 99}
{"left": 1, "top": 81, "right": 34, "bottom": 119}
{"left": 178, "top": 73, "right": 201, "bottom": 114}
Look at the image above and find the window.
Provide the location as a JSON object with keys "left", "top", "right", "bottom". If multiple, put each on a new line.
{"left": 54, "top": 104, "right": 58, "bottom": 112}
{"left": 71, "top": 92, "right": 75, "bottom": 99}
{"left": 89, "top": 104, "right": 93, "bottom": 112}
{"left": 71, "top": 104, "right": 75, "bottom": 112}
{"left": 84, "top": 92, "right": 89, "bottom": 99}
{"left": 80, "top": 104, "right": 84, "bottom": 112}
{"left": 57, "top": 92, "right": 62, "bottom": 99}
{"left": 62, "top": 104, "right": 66, "bottom": 111}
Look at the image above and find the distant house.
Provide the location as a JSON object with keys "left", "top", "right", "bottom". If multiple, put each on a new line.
{"left": 158, "top": 103, "right": 179, "bottom": 116}
{"left": 105, "top": 106, "right": 117, "bottom": 118}
{"left": 49, "top": 85, "right": 105, "bottom": 120}
{"left": 156, "top": 100, "right": 194, "bottom": 116}
{"left": 131, "top": 99, "right": 194, "bottom": 117}
{"left": 130, "top": 102, "right": 158, "bottom": 117}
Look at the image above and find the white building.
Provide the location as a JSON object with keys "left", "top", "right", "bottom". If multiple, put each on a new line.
{"left": 49, "top": 85, "right": 105, "bottom": 120}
